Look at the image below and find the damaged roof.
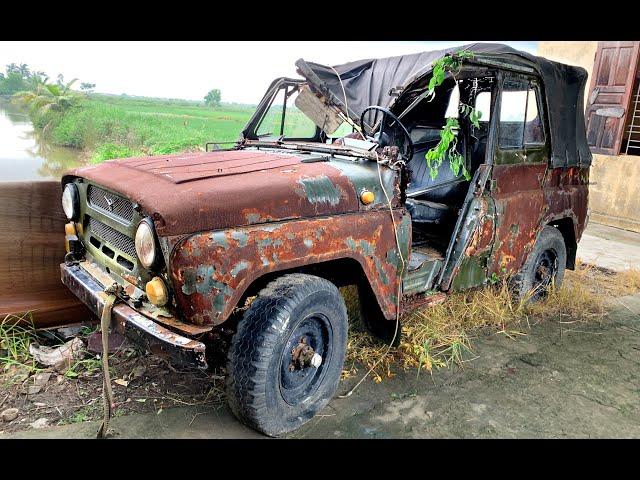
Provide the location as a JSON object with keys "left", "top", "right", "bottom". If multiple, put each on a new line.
{"left": 296, "top": 42, "right": 592, "bottom": 168}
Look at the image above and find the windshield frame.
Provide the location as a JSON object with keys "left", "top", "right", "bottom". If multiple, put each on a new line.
{"left": 240, "top": 77, "right": 324, "bottom": 143}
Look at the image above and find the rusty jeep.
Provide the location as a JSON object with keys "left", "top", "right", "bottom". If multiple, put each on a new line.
{"left": 59, "top": 43, "right": 591, "bottom": 436}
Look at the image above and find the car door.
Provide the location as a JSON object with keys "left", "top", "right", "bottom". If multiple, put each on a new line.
{"left": 438, "top": 84, "right": 497, "bottom": 292}
{"left": 487, "top": 74, "right": 549, "bottom": 277}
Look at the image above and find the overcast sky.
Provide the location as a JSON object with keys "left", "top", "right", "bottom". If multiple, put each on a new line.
{"left": 0, "top": 41, "right": 538, "bottom": 104}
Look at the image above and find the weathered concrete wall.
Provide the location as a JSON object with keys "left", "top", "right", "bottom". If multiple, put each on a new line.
{"left": 538, "top": 41, "right": 640, "bottom": 233}
{"left": 588, "top": 154, "right": 640, "bottom": 232}
{"left": 0, "top": 181, "right": 89, "bottom": 328}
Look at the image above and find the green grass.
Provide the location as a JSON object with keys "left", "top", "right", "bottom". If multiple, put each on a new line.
{"left": 1, "top": 313, "right": 41, "bottom": 384}
{"left": 32, "top": 94, "right": 257, "bottom": 163}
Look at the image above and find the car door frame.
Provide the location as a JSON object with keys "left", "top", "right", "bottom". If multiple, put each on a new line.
{"left": 485, "top": 71, "right": 551, "bottom": 278}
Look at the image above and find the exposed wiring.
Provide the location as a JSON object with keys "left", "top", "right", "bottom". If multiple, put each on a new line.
{"left": 339, "top": 150, "right": 406, "bottom": 398}
{"left": 328, "top": 69, "right": 407, "bottom": 398}
{"left": 330, "top": 66, "right": 365, "bottom": 140}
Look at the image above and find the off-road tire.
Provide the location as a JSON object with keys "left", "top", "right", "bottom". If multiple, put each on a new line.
{"left": 225, "top": 273, "right": 348, "bottom": 437}
{"left": 512, "top": 225, "right": 567, "bottom": 301}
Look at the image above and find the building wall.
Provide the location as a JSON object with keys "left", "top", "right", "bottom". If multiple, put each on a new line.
{"left": 538, "top": 42, "right": 640, "bottom": 233}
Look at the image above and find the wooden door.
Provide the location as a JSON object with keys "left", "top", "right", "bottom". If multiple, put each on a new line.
{"left": 586, "top": 41, "right": 640, "bottom": 155}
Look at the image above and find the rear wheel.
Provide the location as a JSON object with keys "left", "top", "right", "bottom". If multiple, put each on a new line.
{"left": 512, "top": 225, "right": 567, "bottom": 301}
{"left": 225, "top": 273, "right": 348, "bottom": 436}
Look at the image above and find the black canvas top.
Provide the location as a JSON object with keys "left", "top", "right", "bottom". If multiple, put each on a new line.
{"left": 295, "top": 43, "right": 592, "bottom": 168}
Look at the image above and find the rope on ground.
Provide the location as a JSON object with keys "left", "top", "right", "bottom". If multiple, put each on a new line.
{"left": 96, "top": 285, "right": 118, "bottom": 439}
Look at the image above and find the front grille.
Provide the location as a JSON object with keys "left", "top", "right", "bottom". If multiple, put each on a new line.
{"left": 88, "top": 216, "right": 137, "bottom": 259}
{"left": 88, "top": 185, "right": 134, "bottom": 223}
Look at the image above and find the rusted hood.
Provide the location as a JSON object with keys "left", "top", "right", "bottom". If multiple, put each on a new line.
{"left": 64, "top": 149, "right": 361, "bottom": 236}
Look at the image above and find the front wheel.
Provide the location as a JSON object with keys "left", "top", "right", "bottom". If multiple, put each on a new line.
{"left": 225, "top": 273, "right": 348, "bottom": 436}
{"left": 512, "top": 225, "right": 567, "bottom": 301}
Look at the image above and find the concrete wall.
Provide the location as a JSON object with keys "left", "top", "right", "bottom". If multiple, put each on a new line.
{"left": 538, "top": 41, "right": 640, "bottom": 233}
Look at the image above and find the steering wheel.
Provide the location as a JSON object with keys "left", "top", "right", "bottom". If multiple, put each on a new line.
{"left": 360, "top": 106, "right": 414, "bottom": 161}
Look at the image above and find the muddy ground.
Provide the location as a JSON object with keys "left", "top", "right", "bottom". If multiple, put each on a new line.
{"left": 2, "top": 291, "right": 639, "bottom": 439}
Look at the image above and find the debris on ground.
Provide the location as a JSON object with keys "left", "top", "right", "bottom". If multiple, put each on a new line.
{"left": 86, "top": 331, "right": 125, "bottom": 354}
{"left": 56, "top": 324, "right": 91, "bottom": 340}
{"left": 29, "top": 337, "right": 85, "bottom": 372}
{"left": 1, "top": 408, "right": 19, "bottom": 422}
{"left": 0, "top": 316, "right": 227, "bottom": 435}
{"left": 29, "top": 418, "right": 49, "bottom": 429}
{"left": 25, "top": 372, "right": 52, "bottom": 395}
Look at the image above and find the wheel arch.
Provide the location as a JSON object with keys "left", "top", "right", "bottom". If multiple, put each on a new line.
{"left": 233, "top": 256, "right": 382, "bottom": 317}
{"left": 546, "top": 217, "right": 577, "bottom": 269}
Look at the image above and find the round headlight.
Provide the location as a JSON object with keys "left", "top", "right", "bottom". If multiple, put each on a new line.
{"left": 135, "top": 219, "right": 157, "bottom": 268}
{"left": 62, "top": 184, "right": 79, "bottom": 221}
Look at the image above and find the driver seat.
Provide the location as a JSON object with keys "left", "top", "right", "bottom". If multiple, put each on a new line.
{"left": 404, "top": 146, "right": 468, "bottom": 225}
{"left": 405, "top": 198, "right": 456, "bottom": 225}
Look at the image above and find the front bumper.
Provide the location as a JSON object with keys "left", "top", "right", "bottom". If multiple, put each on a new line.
{"left": 61, "top": 262, "right": 207, "bottom": 369}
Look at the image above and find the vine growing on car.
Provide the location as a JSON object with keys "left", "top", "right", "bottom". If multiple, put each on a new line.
{"left": 424, "top": 50, "right": 480, "bottom": 181}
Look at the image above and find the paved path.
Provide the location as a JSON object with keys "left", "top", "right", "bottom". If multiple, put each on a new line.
{"left": 577, "top": 222, "right": 640, "bottom": 271}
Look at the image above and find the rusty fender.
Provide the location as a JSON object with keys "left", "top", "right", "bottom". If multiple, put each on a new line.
{"left": 169, "top": 210, "right": 412, "bottom": 326}
{"left": 542, "top": 166, "right": 589, "bottom": 241}
{"left": 488, "top": 165, "right": 589, "bottom": 276}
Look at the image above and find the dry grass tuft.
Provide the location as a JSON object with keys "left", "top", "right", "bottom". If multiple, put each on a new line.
{"left": 343, "top": 262, "right": 639, "bottom": 382}
{"left": 0, "top": 313, "right": 40, "bottom": 384}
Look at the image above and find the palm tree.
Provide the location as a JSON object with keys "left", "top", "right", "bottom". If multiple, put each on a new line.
{"left": 14, "top": 76, "right": 79, "bottom": 114}
{"left": 13, "top": 77, "right": 80, "bottom": 133}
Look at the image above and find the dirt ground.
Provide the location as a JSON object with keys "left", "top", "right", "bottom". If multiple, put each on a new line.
{"left": 0, "top": 329, "right": 226, "bottom": 435}
{"left": 294, "top": 293, "right": 640, "bottom": 439}
{"left": 3, "top": 291, "right": 639, "bottom": 439}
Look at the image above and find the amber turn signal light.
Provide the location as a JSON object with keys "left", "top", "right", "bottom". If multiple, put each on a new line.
{"left": 146, "top": 277, "right": 169, "bottom": 307}
{"left": 64, "top": 222, "right": 77, "bottom": 253}
{"left": 360, "top": 190, "right": 375, "bottom": 205}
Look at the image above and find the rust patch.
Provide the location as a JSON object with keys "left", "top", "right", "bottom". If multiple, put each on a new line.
{"left": 464, "top": 198, "right": 495, "bottom": 257}
{"left": 169, "top": 210, "right": 410, "bottom": 326}
{"left": 64, "top": 150, "right": 361, "bottom": 237}
{"left": 542, "top": 166, "right": 589, "bottom": 240}
{"left": 400, "top": 292, "right": 446, "bottom": 312}
{"left": 488, "top": 163, "right": 547, "bottom": 276}
{"left": 487, "top": 163, "right": 589, "bottom": 277}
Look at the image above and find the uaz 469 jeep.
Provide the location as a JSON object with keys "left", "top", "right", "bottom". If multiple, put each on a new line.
{"left": 60, "top": 43, "right": 591, "bottom": 436}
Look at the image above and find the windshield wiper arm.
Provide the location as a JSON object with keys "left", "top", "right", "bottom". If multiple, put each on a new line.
{"left": 244, "top": 139, "right": 379, "bottom": 161}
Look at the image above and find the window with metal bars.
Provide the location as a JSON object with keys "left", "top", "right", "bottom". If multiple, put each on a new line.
{"left": 622, "top": 76, "right": 640, "bottom": 155}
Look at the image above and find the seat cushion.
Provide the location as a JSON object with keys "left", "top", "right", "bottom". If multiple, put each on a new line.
{"left": 405, "top": 198, "right": 455, "bottom": 224}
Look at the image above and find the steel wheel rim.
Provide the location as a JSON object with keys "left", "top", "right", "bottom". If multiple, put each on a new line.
{"left": 532, "top": 248, "right": 558, "bottom": 299}
{"left": 279, "top": 313, "right": 333, "bottom": 406}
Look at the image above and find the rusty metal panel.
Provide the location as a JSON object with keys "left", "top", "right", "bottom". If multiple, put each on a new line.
{"left": 487, "top": 163, "right": 547, "bottom": 276}
{"left": 542, "top": 166, "right": 590, "bottom": 240}
{"left": 169, "top": 210, "right": 411, "bottom": 326}
{"left": 65, "top": 150, "right": 365, "bottom": 237}
{"left": 442, "top": 195, "right": 496, "bottom": 291}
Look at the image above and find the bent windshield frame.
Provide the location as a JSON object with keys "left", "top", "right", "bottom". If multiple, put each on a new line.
{"left": 241, "top": 78, "right": 322, "bottom": 142}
